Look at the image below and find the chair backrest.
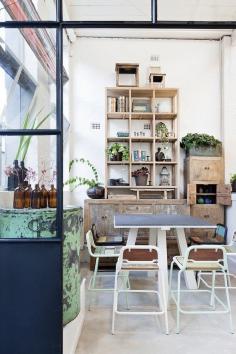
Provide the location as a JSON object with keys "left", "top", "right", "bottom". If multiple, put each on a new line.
{"left": 213, "top": 223, "right": 227, "bottom": 243}
{"left": 86, "top": 230, "right": 96, "bottom": 257}
{"left": 91, "top": 224, "right": 99, "bottom": 242}
{"left": 117, "top": 245, "right": 159, "bottom": 271}
{"left": 184, "top": 245, "right": 227, "bottom": 270}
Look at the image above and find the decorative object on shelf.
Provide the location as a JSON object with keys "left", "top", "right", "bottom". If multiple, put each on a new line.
{"left": 24, "top": 184, "right": 32, "bottom": 209}
{"left": 141, "top": 151, "right": 147, "bottom": 161}
{"left": 31, "top": 184, "right": 41, "bottom": 209}
{"left": 117, "top": 132, "right": 129, "bottom": 137}
{"left": 132, "top": 167, "right": 149, "bottom": 186}
{"left": 107, "top": 143, "right": 129, "bottom": 161}
{"left": 64, "top": 158, "right": 104, "bottom": 199}
{"left": 19, "top": 161, "right": 28, "bottom": 187}
{"left": 205, "top": 197, "right": 213, "bottom": 204}
{"left": 132, "top": 98, "right": 151, "bottom": 112}
{"left": 5, "top": 160, "right": 21, "bottom": 191}
{"left": 117, "top": 96, "right": 125, "bottom": 112}
{"left": 156, "top": 122, "right": 169, "bottom": 144}
{"left": 13, "top": 184, "right": 25, "bottom": 209}
{"left": 107, "top": 97, "right": 117, "bottom": 112}
{"left": 115, "top": 63, "right": 139, "bottom": 87}
{"left": 155, "top": 147, "right": 165, "bottom": 161}
{"left": 48, "top": 184, "right": 57, "bottom": 208}
{"left": 148, "top": 66, "right": 166, "bottom": 88}
{"left": 197, "top": 197, "right": 205, "bottom": 204}
{"left": 159, "top": 167, "right": 170, "bottom": 186}
{"left": 146, "top": 155, "right": 150, "bottom": 162}
{"left": 40, "top": 184, "right": 48, "bottom": 208}
{"left": 109, "top": 178, "right": 129, "bottom": 186}
{"left": 230, "top": 174, "right": 236, "bottom": 193}
{"left": 133, "top": 150, "right": 140, "bottom": 161}
{"left": 180, "top": 133, "right": 222, "bottom": 157}
{"left": 168, "top": 131, "right": 175, "bottom": 138}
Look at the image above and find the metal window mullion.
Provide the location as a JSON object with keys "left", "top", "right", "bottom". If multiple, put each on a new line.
{"left": 151, "top": 0, "right": 158, "bottom": 24}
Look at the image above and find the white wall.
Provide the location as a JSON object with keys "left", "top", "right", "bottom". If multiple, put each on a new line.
{"left": 69, "top": 37, "right": 221, "bottom": 206}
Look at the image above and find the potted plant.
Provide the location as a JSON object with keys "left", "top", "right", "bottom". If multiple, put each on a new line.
{"left": 230, "top": 174, "right": 236, "bottom": 193}
{"left": 155, "top": 122, "right": 169, "bottom": 143}
{"left": 107, "top": 143, "right": 129, "bottom": 161}
{"left": 180, "top": 133, "right": 222, "bottom": 157}
{"left": 64, "top": 158, "right": 104, "bottom": 199}
{"left": 132, "top": 167, "right": 149, "bottom": 186}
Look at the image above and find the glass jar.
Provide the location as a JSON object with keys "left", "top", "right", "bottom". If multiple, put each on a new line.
{"left": 31, "top": 184, "right": 41, "bottom": 209}
{"left": 24, "top": 184, "right": 32, "bottom": 209}
{"left": 48, "top": 184, "right": 57, "bottom": 208}
{"left": 13, "top": 184, "right": 25, "bottom": 209}
{"left": 40, "top": 185, "right": 48, "bottom": 208}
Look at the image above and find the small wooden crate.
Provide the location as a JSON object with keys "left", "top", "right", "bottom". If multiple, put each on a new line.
{"left": 115, "top": 63, "right": 139, "bottom": 87}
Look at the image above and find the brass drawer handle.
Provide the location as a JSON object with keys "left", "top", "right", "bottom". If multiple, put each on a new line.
{"left": 204, "top": 215, "right": 210, "bottom": 218}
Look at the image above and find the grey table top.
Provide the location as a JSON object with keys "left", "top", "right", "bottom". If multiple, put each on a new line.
{"left": 114, "top": 214, "right": 216, "bottom": 229}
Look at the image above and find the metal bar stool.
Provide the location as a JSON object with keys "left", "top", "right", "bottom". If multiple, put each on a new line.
{"left": 112, "top": 245, "right": 169, "bottom": 335}
{"left": 198, "top": 232, "right": 236, "bottom": 290}
{"left": 169, "top": 245, "right": 233, "bottom": 334}
{"left": 86, "top": 230, "right": 129, "bottom": 309}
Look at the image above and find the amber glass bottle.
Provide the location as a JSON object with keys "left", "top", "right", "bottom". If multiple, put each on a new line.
{"left": 48, "top": 184, "right": 57, "bottom": 208}
{"left": 31, "top": 184, "right": 41, "bottom": 209}
{"left": 40, "top": 184, "right": 48, "bottom": 208}
{"left": 13, "top": 184, "right": 25, "bottom": 209}
{"left": 24, "top": 184, "right": 32, "bottom": 209}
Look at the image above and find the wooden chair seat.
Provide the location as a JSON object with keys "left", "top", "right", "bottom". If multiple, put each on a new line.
{"left": 175, "top": 256, "right": 222, "bottom": 271}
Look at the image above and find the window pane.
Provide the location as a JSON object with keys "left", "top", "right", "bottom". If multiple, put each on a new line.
{"left": 64, "top": 0, "right": 151, "bottom": 21}
{"left": 0, "top": 135, "right": 58, "bottom": 238}
{"left": 0, "top": 28, "right": 68, "bottom": 130}
{"left": 0, "top": 0, "right": 56, "bottom": 21}
{"left": 158, "top": 0, "right": 236, "bottom": 21}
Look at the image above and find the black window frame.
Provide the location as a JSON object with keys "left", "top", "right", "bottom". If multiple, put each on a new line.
{"left": 0, "top": 0, "right": 236, "bottom": 353}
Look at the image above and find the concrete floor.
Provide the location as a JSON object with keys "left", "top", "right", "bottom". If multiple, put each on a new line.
{"left": 76, "top": 263, "right": 236, "bottom": 354}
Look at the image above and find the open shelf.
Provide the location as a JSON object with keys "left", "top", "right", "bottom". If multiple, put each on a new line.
{"left": 132, "top": 161, "right": 154, "bottom": 164}
{"left": 107, "top": 112, "right": 129, "bottom": 119}
{"left": 107, "top": 137, "right": 129, "bottom": 142}
{"left": 105, "top": 87, "right": 180, "bottom": 199}
{"left": 155, "top": 113, "right": 177, "bottom": 120}
{"left": 155, "top": 161, "right": 178, "bottom": 165}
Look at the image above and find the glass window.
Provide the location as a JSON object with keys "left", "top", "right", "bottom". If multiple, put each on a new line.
{"left": 0, "top": 28, "right": 68, "bottom": 131}
{"left": 158, "top": 0, "right": 236, "bottom": 21}
{"left": 64, "top": 0, "right": 151, "bottom": 21}
{"left": 0, "top": 0, "right": 56, "bottom": 21}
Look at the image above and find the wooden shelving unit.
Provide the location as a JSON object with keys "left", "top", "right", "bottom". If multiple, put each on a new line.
{"left": 105, "top": 87, "right": 180, "bottom": 199}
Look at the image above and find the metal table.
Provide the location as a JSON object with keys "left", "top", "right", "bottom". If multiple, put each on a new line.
{"left": 114, "top": 214, "right": 216, "bottom": 297}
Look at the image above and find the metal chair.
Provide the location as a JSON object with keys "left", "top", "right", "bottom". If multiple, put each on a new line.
{"left": 198, "top": 232, "right": 236, "bottom": 290}
{"left": 91, "top": 223, "right": 125, "bottom": 246}
{"left": 86, "top": 230, "right": 128, "bottom": 309}
{"left": 169, "top": 245, "right": 233, "bottom": 334}
{"left": 189, "top": 223, "right": 227, "bottom": 245}
{"left": 112, "top": 245, "right": 169, "bottom": 335}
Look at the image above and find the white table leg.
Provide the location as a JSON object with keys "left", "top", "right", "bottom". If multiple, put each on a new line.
{"left": 149, "top": 228, "right": 157, "bottom": 246}
{"left": 157, "top": 229, "right": 168, "bottom": 306}
{"left": 176, "top": 228, "right": 198, "bottom": 289}
{"left": 126, "top": 228, "right": 138, "bottom": 245}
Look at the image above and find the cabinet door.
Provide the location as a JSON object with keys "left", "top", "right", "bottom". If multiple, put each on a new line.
{"left": 90, "top": 204, "right": 121, "bottom": 235}
{"left": 190, "top": 205, "right": 224, "bottom": 239}
{"left": 187, "top": 184, "right": 196, "bottom": 205}
{"left": 217, "top": 184, "right": 232, "bottom": 206}
{"left": 188, "top": 157, "right": 223, "bottom": 183}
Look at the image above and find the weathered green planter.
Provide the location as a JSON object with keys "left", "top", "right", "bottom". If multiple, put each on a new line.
{"left": 0, "top": 206, "right": 83, "bottom": 326}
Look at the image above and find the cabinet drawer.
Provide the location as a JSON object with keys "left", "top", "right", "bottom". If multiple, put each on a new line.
{"left": 122, "top": 204, "right": 154, "bottom": 214}
{"left": 187, "top": 157, "right": 223, "bottom": 183}
{"left": 190, "top": 205, "right": 224, "bottom": 239}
